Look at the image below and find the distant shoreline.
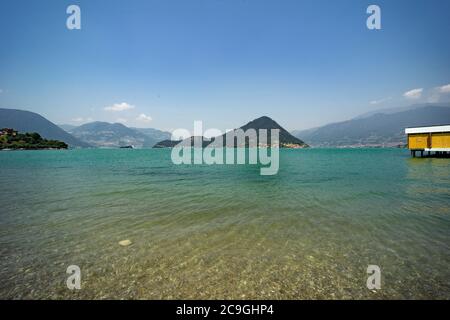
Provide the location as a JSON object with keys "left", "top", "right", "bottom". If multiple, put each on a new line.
{"left": 0, "top": 148, "right": 68, "bottom": 151}
{"left": 0, "top": 146, "right": 410, "bottom": 151}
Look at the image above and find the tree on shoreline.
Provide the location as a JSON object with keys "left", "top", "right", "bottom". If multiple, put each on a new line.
{"left": 0, "top": 128, "right": 68, "bottom": 150}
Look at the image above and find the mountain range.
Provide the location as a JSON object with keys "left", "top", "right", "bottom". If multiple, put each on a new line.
{"left": 0, "top": 108, "right": 90, "bottom": 148}
{"left": 0, "top": 108, "right": 171, "bottom": 148}
{"left": 2, "top": 103, "right": 449, "bottom": 149}
{"left": 154, "top": 116, "right": 308, "bottom": 148}
{"left": 292, "top": 105, "right": 450, "bottom": 147}
{"left": 65, "top": 121, "right": 170, "bottom": 148}
{"left": 237, "top": 116, "right": 307, "bottom": 147}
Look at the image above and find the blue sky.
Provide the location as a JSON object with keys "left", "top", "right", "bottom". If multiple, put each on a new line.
{"left": 0, "top": 0, "right": 449, "bottom": 132}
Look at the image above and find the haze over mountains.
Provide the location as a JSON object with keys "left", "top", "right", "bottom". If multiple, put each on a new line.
{"left": 66, "top": 122, "right": 170, "bottom": 148}
{"left": 130, "top": 127, "right": 172, "bottom": 144}
{"left": 1, "top": 104, "right": 449, "bottom": 149}
{"left": 58, "top": 124, "right": 77, "bottom": 132}
{"left": 292, "top": 104, "right": 450, "bottom": 147}
{"left": 0, "top": 108, "right": 90, "bottom": 148}
{"left": 353, "top": 102, "right": 450, "bottom": 120}
{"left": 0, "top": 108, "right": 171, "bottom": 148}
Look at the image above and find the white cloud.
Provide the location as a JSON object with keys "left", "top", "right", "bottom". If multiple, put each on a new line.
{"left": 72, "top": 117, "right": 93, "bottom": 123}
{"left": 136, "top": 113, "right": 152, "bottom": 122}
{"left": 370, "top": 97, "right": 392, "bottom": 105}
{"left": 104, "top": 102, "right": 135, "bottom": 112}
{"left": 403, "top": 88, "right": 423, "bottom": 99}
{"left": 438, "top": 84, "right": 450, "bottom": 93}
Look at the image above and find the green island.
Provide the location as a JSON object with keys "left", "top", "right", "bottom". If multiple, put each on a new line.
{"left": 0, "top": 128, "right": 68, "bottom": 150}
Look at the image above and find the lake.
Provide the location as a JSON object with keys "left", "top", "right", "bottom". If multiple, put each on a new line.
{"left": 0, "top": 148, "right": 449, "bottom": 299}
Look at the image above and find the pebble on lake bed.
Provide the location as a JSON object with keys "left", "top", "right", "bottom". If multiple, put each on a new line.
{"left": 119, "top": 240, "right": 132, "bottom": 246}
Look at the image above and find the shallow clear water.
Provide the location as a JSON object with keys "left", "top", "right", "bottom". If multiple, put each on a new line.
{"left": 0, "top": 148, "right": 449, "bottom": 299}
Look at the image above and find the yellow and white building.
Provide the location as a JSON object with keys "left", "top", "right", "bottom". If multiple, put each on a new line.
{"left": 405, "top": 125, "right": 450, "bottom": 157}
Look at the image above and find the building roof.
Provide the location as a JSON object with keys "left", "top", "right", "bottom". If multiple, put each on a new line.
{"left": 405, "top": 125, "right": 450, "bottom": 134}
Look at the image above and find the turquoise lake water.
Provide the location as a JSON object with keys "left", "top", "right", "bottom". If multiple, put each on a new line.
{"left": 0, "top": 148, "right": 449, "bottom": 299}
